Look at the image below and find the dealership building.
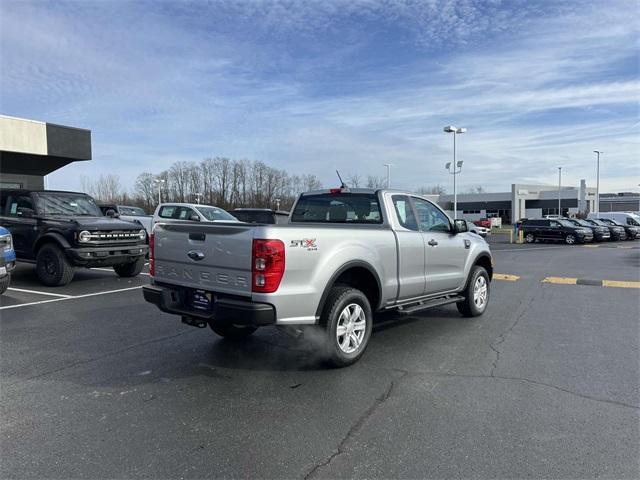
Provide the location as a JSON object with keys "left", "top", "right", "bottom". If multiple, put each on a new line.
{"left": 0, "top": 115, "right": 91, "bottom": 190}
{"left": 438, "top": 181, "right": 600, "bottom": 224}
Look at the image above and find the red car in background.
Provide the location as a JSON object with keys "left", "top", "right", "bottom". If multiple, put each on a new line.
{"left": 473, "top": 218, "right": 492, "bottom": 229}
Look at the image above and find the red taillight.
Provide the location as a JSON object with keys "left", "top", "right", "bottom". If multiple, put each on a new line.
{"left": 149, "top": 233, "right": 155, "bottom": 277}
{"left": 329, "top": 188, "right": 341, "bottom": 194}
{"left": 252, "top": 239, "right": 285, "bottom": 293}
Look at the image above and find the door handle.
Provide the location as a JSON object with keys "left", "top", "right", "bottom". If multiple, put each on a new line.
{"left": 428, "top": 239, "right": 438, "bottom": 246}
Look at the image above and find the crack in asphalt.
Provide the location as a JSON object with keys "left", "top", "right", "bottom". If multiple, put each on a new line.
{"left": 381, "top": 369, "right": 639, "bottom": 410}
{"left": 303, "top": 370, "right": 409, "bottom": 479}
{"left": 488, "top": 253, "right": 557, "bottom": 377}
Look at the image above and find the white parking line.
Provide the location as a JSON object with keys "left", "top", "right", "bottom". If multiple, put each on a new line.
{"left": 0, "top": 286, "right": 143, "bottom": 311}
{"left": 7, "top": 287, "right": 73, "bottom": 298}
{"left": 91, "top": 267, "right": 150, "bottom": 276}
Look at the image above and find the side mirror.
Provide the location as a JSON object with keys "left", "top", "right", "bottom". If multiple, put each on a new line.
{"left": 454, "top": 219, "right": 468, "bottom": 233}
{"left": 189, "top": 214, "right": 201, "bottom": 222}
{"left": 17, "top": 207, "right": 35, "bottom": 218}
{"left": 105, "top": 209, "right": 119, "bottom": 218}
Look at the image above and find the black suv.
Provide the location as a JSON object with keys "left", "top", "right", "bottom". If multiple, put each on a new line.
{"left": 563, "top": 218, "right": 611, "bottom": 241}
{"left": 0, "top": 190, "right": 148, "bottom": 286}
{"left": 597, "top": 218, "right": 639, "bottom": 240}
{"left": 583, "top": 218, "right": 627, "bottom": 241}
{"left": 521, "top": 218, "right": 593, "bottom": 244}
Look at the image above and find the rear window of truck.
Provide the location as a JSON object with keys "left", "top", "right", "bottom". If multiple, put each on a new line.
{"left": 291, "top": 193, "right": 382, "bottom": 224}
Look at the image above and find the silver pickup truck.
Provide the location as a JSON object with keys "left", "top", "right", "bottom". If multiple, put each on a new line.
{"left": 143, "top": 188, "right": 493, "bottom": 366}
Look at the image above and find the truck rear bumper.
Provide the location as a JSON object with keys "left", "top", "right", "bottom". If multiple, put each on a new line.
{"left": 143, "top": 285, "right": 276, "bottom": 326}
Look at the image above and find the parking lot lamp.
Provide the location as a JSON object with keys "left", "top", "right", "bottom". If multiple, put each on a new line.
{"left": 384, "top": 163, "right": 392, "bottom": 188}
{"left": 558, "top": 167, "right": 562, "bottom": 216}
{"left": 593, "top": 151, "right": 602, "bottom": 217}
{"left": 154, "top": 178, "right": 165, "bottom": 205}
{"left": 444, "top": 126, "right": 466, "bottom": 217}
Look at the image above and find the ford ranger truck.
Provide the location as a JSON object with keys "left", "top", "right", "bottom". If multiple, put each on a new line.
{"left": 143, "top": 188, "right": 493, "bottom": 367}
{"left": 0, "top": 190, "right": 148, "bottom": 286}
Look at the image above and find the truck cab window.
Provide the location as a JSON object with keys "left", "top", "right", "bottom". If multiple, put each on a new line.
{"left": 392, "top": 195, "right": 418, "bottom": 231}
{"left": 412, "top": 198, "right": 450, "bottom": 233}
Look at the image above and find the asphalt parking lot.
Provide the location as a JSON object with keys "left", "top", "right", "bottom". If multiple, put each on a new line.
{"left": 1, "top": 241, "right": 639, "bottom": 479}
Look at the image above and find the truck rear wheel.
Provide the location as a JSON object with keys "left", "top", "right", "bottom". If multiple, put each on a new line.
{"left": 457, "top": 266, "right": 490, "bottom": 317}
{"left": 209, "top": 321, "right": 257, "bottom": 341}
{"left": 321, "top": 286, "right": 372, "bottom": 367}
{"left": 36, "top": 244, "right": 75, "bottom": 286}
{"left": 113, "top": 257, "right": 145, "bottom": 277}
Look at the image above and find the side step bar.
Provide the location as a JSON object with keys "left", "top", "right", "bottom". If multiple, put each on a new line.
{"left": 397, "top": 295, "right": 464, "bottom": 315}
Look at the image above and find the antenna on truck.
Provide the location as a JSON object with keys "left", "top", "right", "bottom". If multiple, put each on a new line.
{"left": 336, "top": 170, "right": 348, "bottom": 189}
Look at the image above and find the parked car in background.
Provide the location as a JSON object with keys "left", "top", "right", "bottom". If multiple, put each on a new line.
{"left": 563, "top": 218, "right": 610, "bottom": 241}
{"left": 588, "top": 212, "right": 640, "bottom": 227}
{"left": 0, "top": 226, "right": 16, "bottom": 294}
{"left": 520, "top": 218, "right": 593, "bottom": 244}
{"left": 0, "top": 190, "right": 148, "bottom": 286}
{"left": 99, "top": 204, "right": 154, "bottom": 236}
{"left": 583, "top": 218, "right": 627, "bottom": 241}
{"left": 466, "top": 221, "right": 490, "bottom": 238}
{"left": 153, "top": 203, "right": 239, "bottom": 224}
{"left": 144, "top": 188, "right": 493, "bottom": 367}
{"left": 596, "top": 218, "right": 640, "bottom": 240}
{"left": 473, "top": 218, "right": 492, "bottom": 229}
{"left": 229, "top": 208, "right": 290, "bottom": 224}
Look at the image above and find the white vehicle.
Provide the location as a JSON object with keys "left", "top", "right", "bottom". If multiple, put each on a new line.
{"left": 153, "top": 203, "right": 239, "bottom": 224}
{"left": 588, "top": 212, "right": 640, "bottom": 227}
{"left": 100, "top": 204, "right": 154, "bottom": 235}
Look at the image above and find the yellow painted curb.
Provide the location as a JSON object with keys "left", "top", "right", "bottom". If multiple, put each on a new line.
{"left": 602, "top": 280, "right": 640, "bottom": 289}
{"left": 542, "top": 277, "right": 578, "bottom": 285}
{"left": 493, "top": 274, "right": 520, "bottom": 281}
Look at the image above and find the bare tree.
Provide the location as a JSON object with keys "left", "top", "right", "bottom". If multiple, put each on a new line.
{"left": 347, "top": 174, "right": 362, "bottom": 188}
{"left": 417, "top": 184, "right": 447, "bottom": 195}
{"left": 465, "top": 185, "right": 485, "bottom": 194}
{"left": 366, "top": 175, "right": 386, "bottom": 189}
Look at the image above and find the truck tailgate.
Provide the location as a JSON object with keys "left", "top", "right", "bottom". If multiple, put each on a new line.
{"left": 153, "top": 222, "right": 254, "bottom": 296}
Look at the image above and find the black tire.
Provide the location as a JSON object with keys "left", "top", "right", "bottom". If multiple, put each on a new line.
{"left": 457, "top": 266, "right": 490, "bottom": 318}
{"left": 0, "top": 274, "right": 10, "bottom": 295}
{"left": 320, "top": 286, "right": 373, "bottom": 368}
{"left": 113, "top": 257, "right": 145, "bottom": 277}
{"left": 565, "top": 234, "right": 576, "bottom": 245}
{"left": 524, "top": 232, "right": 535, "bottom": 243}
{"left": 209, "top": 321, "right": 257, "bottom": 341}
{"left": 36, "top": 243, "right": 75, "bottom": 286}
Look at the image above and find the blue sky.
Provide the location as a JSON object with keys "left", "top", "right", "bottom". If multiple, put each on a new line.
{"left": 1, "top": 0, "right": 638, "bottom": 193}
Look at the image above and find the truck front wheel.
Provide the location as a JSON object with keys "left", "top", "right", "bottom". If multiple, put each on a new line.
{"left": 209, "top": 321, "right": 257, "bottom": 341}
{"left": 36, "top": 244, "right": 75, "bottom": 286}
{"left": 113, "top": 257, "right": 145, "bottom": 277}
{"left": 457, "top": 266, "right": 490, "bottom": 317}
{"left": 321, "top": 286, "right": 373, "bottom": 367}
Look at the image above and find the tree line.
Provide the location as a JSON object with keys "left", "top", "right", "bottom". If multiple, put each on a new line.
{"left": 80, "top": 157, "right": 451, "bottom": 213}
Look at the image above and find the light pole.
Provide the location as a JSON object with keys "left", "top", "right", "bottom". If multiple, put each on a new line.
{"left": 444, "top": 125, "right": 466, "bottom": 217}
{"left": 383, "top": 163, "right": 392, "bottom": 188}
{"left": 593, "top": 150, "right": 602, "bottom": 217}
{"left": 557, "top": 167, "right": 562, "bottom": 216}
{"left": 154, "top": 178, "right": 165, "bottom": 205}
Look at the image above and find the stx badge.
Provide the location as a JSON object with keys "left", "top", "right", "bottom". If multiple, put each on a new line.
{"left": 290, "top": 238, "right": 318, "bottom": 251}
